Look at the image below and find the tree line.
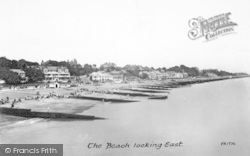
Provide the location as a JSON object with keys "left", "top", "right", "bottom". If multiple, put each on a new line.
{"left": 0, "top": 57, "right": 44, "bottom": 85}
{"left": 1, "top": 57, "right": 245, "bottom": 85}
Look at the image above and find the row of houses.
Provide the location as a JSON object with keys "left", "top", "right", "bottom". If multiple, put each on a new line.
{"left": 90, "top": 71, "right": 124, "bottom": 83}
{"left": 139, "top": 71, "right": 188, "bottom": 80}
{"left": 0, "top": 66, "right": 70, "bottom": 85}
{"left": 2, "top": 67, "right": 189, "bottom": 84}
{"left": 1, "top": 66, "right": 196, "bottom": 85}
{"left": 90, "top": 70, "right": 188, "bottom": 83}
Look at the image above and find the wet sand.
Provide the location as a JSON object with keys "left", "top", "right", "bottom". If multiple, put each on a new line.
{"left": 0, "top": 98, "right": 99, "bottom": 113}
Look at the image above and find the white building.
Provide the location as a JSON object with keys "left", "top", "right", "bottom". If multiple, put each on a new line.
{"left": 160, "top": 71, "right": 184, "bottom": 80}
{"left": 90, "top": 72, "right": 113, "bottom": 83}
{"left": 140, "top": 71, "right": 165, "bottom": 80}
{"left": 0, "top": 79, "right": 5, "bottom": 84}
{"left": 174, "top": 72, "right": 184, "bottom": 78}
{"left": 49, "top": 82, "right": 61, "bottom": 88}
{"left": 206, "top": 72, "right": 218, "bottom": 77}
{"left": 109, "top": 71, "right": 124, "bottom": 83}
{"left": 10, "top": 69, "right": 26, "bottom": 78}
{"left": 10, "top": 69, "right": 28, "bottom": 83}
{"left": 43, "top": 66, "right": 70, "bottom": 83}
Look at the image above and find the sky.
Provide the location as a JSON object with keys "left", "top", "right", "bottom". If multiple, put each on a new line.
{"left": 0, "top": 0, "right": 250, "bottom": 73}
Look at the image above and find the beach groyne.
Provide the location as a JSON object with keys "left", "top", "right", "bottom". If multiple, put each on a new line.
{"left": 143, "top": 76, "right": 249, "bottom": 89}
{"left": 111, "top": 90, "right": 152, "bottom": 97}
{"left": 122, "top": 88, "right": 170, "bottom": 93}
{"left": 0, "top": 107, "right": 105, "bottom": 120}
{"left": 148, "top": 95, "right": 168, "bottom": 99}
{"left": 168, "top": 76, "right": 245, "bottom": 86}
{"left": 70, "top": 95, "right": 139, "bottom": 103}
{"left": 139, "top": 86, "right": 172, "bottom": 90}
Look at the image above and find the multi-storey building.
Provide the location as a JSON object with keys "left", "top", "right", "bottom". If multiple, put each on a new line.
{"left": 109, "top": 71, "right": 124, "bottom": 83}
{"left": 90, "top": 72, "right": 113, "bottom": 83}
{"left": 43, "top": 66, "right": 70, "bottom": 83}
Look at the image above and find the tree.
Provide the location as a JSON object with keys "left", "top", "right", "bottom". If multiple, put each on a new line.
{"left": 167, "top": 65, "right": 200, "bottom": 77}
{"left": 201, "top": 69, "right": 235, "bottom": 77}
{"left": 17, "top": 59, "right": 28, "bottom": 70}
{"left": 162, "top": 67, "right": 167, "bottom": 72}
{"left": 157, "top": 67, "right": 162, "bottom": 71}
{"left": 24, "top": 68, "right": 45, "bottom": 83}
{"left": 127, "top": 70, "right": 140, "bottom": 77}
{"left": 80, "top": 64, "right": 94, "bottom": 75}
{"left": 42, "top": 60, "right": 60, "bottom": 66}
{"left": 0, "top": 57, "right": 11, "bottom": 68}
{"left": 141, "top": 73, "right": 149, "bottom": 79}
{"left": 10, "top": 60, "right": 18, "bottom": 69}
{"left": 0, "top": 67, "right": 20, "bottom": 85}
{"left": 100, "top": 62, "right": 117, "bottom": 71}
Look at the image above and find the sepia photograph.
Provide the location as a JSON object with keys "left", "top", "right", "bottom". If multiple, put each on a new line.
{"left": 0, "top": 0, "right": 250, "bottom": 156}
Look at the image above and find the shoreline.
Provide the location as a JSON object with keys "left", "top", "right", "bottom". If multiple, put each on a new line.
{"left": 0, "top": 76, "right": 249, "bottom": 116}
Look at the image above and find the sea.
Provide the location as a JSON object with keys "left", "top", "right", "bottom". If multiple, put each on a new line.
{"left": 0, "top": 77, "right": 250, "bottom": 156}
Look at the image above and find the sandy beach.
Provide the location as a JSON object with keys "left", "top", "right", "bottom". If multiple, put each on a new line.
{"left": 0, "top": 76, "right": 246, "bottom": 114}
{"left": 0, "top": 81, "right": 154, "bottom": 113}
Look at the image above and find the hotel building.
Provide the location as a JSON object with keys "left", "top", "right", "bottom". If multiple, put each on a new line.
{"left": 43, "top": 66, "right": 70, "bottom": 83}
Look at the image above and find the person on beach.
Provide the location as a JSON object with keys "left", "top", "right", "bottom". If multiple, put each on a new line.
{"left": 11, "top": 99, "right": 16, "bottom": 108}
{"left": 1, "top": 99, "right": 4, "bottom": 104}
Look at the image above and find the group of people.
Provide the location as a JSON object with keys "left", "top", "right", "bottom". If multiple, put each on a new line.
{"left": 70, "top": 88, "right": 96, "bottom": 96}
{"left": 11, "top": 98, "right": 22, "bottom": 107}
{"left": 0, "top": 97, "right": 22, "bottom": 108}
{"left": 0, "top": 91, "right": 70, "bottom": 108}
{"left": 23, "top": 92, "right": 69, "bottom": 101}
{"left": 0, "top": 96, "right": 9, "bottom": 105}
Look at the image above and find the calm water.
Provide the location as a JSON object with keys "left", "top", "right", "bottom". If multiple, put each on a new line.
{"left": 0, "top": 78, "right": 250, "bottom": 156}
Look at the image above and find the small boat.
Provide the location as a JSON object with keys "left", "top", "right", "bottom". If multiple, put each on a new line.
{"left": 148, "top": 95, "right": 168, "bottom": 99}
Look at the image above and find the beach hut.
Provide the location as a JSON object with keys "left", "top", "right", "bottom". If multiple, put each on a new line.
{"left": 49, "top": 82, "right": 60, "bottom": 88}
{"left": 0, "top": 79, "right": 5, "bottom": 84}
{"left": 0, "top": 79, "right": 5, "bottom": 89}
